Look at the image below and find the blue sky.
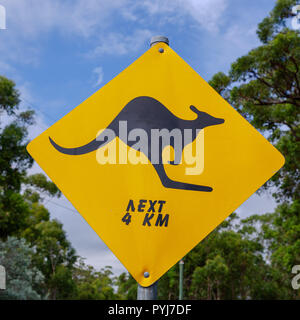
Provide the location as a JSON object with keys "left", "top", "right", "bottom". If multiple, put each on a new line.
{"left": 0, "top": 0, "right": 280, "bottom": 274}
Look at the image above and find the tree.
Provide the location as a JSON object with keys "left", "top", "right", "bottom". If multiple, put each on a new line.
{"left": 191, "top": 255, "right": 228, "bottom": 300}
{"left": 206, "top": 0, "right": 300, "bottom": 299}
{"left": 0, "top": 75, "right": 77, "bottom": 299}
{"left": 0, "top": 76, "right": 20, "bottom": 115}
{"left": 157, "top": 265, "right": 179, "bottom": 300}
{"left": 154, "top": 215, "right": 282, "bottom": 300}
{"left": 241, "top": 200, "right": 300, "bottom": 299}
{"left": 22, "top": 218, "right": 77, "bottom": 299}
{"left": 73, "top": 258, "right": 118, "bottom": 300}
{"left": 0, "top": 237, "right": 44, "bottom": 300}
{"left": 209, "top": 0, "right": 300, "bottom": 201}
{"left": 116, "top": 272, "right": 138, "bottom": 300}
{"left": 0, "top": 118, "right": 34, "bottom": 238}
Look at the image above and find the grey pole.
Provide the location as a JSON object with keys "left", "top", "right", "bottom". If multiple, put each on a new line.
{"left": 150, "top": 35, "right": 169, "bottom": 47}
{"left": 0, "top": 265, "right": 5, "bottom": 290}
{"left": 137, "top": 281, "right": 158, "bottom": 300}
{"left": 179, "top": 259, "right": 184, "bottom": 300}
{"left": 137, "top": 35, "right": 170, "bottom": 301}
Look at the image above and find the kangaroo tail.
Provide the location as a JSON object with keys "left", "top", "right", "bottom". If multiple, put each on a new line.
{"left": 49, "top": 129, "right": 112, "bottom": 156}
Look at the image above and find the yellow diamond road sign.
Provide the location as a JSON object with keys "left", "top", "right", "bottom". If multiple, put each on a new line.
{"left": 27, "top": 42, "right": 285, "bottom": 287}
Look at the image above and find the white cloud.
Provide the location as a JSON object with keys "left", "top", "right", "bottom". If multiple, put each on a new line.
{"left": 17, "top": 83, "right": 49, "bottom": 139}
{"left": 90, "top": 29, "right": 152, "bottom": 57}
{"left": 1, "top": 0, "right": 130, "bottom": 38}
{"left": 1, "top": 0, "right": 227, "bottom": 37}
{"left": 223, "top": 24, "right": 257, "bottom": 50}
{"left": 0, "top": 0, "right": 134, "bottom": 66}
{"left": 0, "top": 0, "right": 228, "bottom": 64}
{"left": 134, "top": 0, "right": 228, "bottom": 32}
{"left": 18, "top": 82, "right": 35, "bottom": 105}
{"left": 185, "top": 0, "right": 228, "bottom": 31}
{"left": 236, "top": 192, "right": 277, "bottom": 218}
{"left": 0, "top": 61, "right": 14, "bottom": 75}
{"left": 27, "top": 113, "right": 48, "bottom": 140}
{"left": 93, "top": 66, "right": 104, "bottom": 87}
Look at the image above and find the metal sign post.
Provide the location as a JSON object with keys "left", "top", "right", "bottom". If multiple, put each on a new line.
{"left": 179, "top": 260, "right": 184, "bottom": 300}
{"left": 150, "top": 35, "right": 169, "bottom": 47}
{"left": 137, "top": 282, "right": 158, "bottom": 300}
{"left": 0, "top": 265, "right": 6, "bottom": 290}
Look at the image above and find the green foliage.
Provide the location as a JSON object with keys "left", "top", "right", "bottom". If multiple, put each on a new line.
{"left": 24, "top": 219, "right": 77, "bottom": 299}
{"left": 73, "top": 259, "right": 118, "bottom": 300}
{"left": 48, "top": 265, "right": 77, "bottom": 300}
{"left": 0, "top": 237, "right": 44, "bottom": 300}
{"left": 24, "top": 173, "right": 61, "bottom": 199}
{"left": 0, "top": 191, "right": 31, "bottom": 239}
{"left": 148, "top": 213, "right": 296, "bottom": 300}
{"left": 116, "top": 272, "right": 138, "bottom": 300}
{"left": 191, "top": 255, "right": 228, "bottom": 300}
{"left": 0, "top": 76, "right": 20, "bottom": 115}
{"left": 208, "top": 72, "right": 231, "bottom": 100}
{"left": 247, "top": 200, "right": 300, "bottom": 299}
{"left": 0, "top": 77, "right": 36, "bottom": 239}
{"left": 0, "top": 75, "right": 79, "bottom": 300}
{"left": 0, "top": 122, "right": 33, "bottom": 192}
{"left": 157, "top": 265, "right": 179, "bottom": 300}
{"left": 209, "top": 0, "right": 300, "bottom": 201}
{"left": 0, "top": 119, "right": 34, "bottom": 238}
{"left": 257, "top": 0, "right": 298, "bottom": 43}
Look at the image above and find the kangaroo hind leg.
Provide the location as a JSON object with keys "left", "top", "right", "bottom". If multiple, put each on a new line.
{"left": 152, "top": 163, "right": 212, "bottom": 192}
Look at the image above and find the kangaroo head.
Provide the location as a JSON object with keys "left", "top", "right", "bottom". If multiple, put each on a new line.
{"left": 190, "top": 105, "right": 225, "bottom": 128}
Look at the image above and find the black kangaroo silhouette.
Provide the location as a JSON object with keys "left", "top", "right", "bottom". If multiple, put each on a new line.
{"left": 49, "top": 96, "right": 224, "bottom": 192}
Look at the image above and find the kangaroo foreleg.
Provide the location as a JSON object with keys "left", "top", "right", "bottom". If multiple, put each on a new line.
{"left": 167, "top": 143, "right": 183, "bottom": 165}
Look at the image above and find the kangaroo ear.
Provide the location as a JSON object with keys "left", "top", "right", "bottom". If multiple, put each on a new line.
{"left": 190, "top": 105, "right": 200, "bottom": 115}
